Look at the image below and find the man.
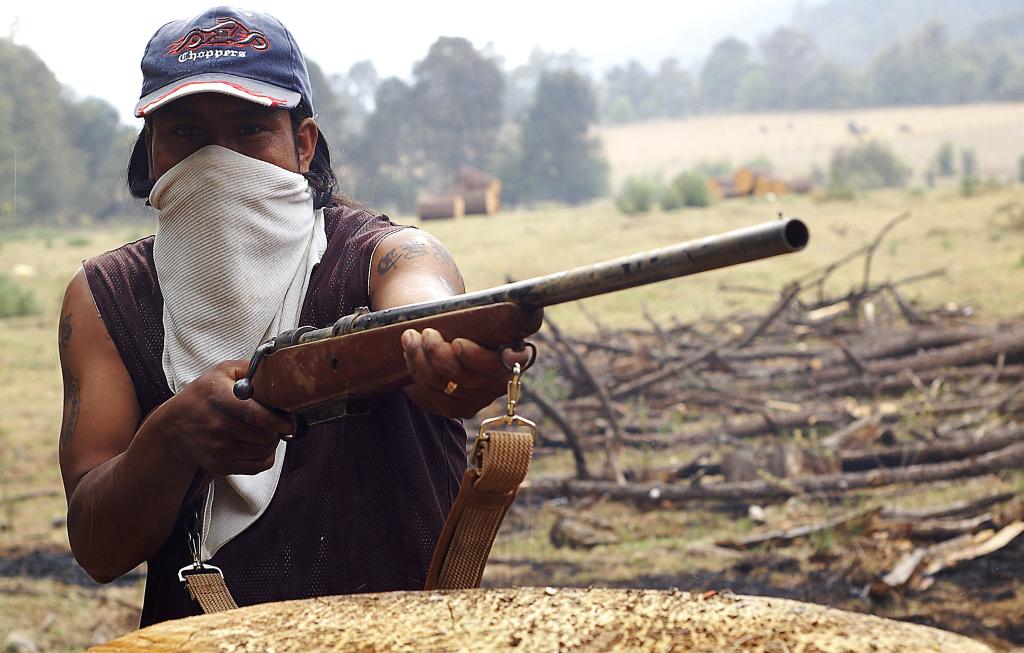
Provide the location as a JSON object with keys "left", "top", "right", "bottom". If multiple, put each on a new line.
{"left": 58, "top": 7, "right": 524, "bottom": 626}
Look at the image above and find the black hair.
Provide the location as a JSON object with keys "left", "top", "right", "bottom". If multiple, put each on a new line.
{"left": 125, "top": 100, "right": 353, "bottom": 210}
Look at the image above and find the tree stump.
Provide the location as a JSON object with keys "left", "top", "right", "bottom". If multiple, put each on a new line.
{"left": 91, "top": 588, "right": 991, "bottom": 652}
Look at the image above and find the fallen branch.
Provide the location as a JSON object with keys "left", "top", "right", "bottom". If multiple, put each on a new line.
{"left": 716, "top": 507, "right": 880, "bottom": 550}
{"left": 870, "top": 520, "right": 1024, "bottom": 597}
{"left": 526, "top": 441, "right": 1024, "bottom": 504}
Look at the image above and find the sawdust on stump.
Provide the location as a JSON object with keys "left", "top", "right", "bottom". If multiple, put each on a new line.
{"left": 90, "top": 588, "right": 992, "bottom": 653}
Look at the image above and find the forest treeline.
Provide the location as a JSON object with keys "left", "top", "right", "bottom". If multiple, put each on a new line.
{"left": 1, "top": 12, "right": 1023, "bottom": 223}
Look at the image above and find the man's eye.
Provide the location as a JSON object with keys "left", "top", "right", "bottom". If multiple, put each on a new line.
{"left": 238, "top": 124, "right": 266, "bottom": 135}
{"left": 170, "top": 125, "right": 199, "bottom": 137}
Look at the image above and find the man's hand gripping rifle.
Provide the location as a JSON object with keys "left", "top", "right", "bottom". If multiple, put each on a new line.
{"left": 233, "top": 219, "right": 809, "bottom": 436}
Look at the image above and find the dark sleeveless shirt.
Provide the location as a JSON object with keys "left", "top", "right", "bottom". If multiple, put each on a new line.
{"left": 82, "top": 206, "right": 467, "bottom": 626}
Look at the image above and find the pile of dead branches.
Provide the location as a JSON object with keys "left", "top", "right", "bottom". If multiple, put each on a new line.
{"left": 496, "top": 213, "right": 1023, "bottom": 592}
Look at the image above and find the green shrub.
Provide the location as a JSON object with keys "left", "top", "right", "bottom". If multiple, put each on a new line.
{"left": 829, "top": 140, "right": 912, "bottom": 190}
{"left": 823, "top": 170, "right": 856, "bottom": 201}
{"left": 692, "top": 159, "right": 732, "bottom": 177}
{"left": 960, "top": 148, "right": 978, "bottom": 179}
{"left": 935, "top": 142, "right": 955, "bottom": 176}
{"left": 741, "top": 155, "right": 775, "bottom": 173}
{"left": 616, "top": 176, "right": 664, "bottom": 215}
{"left": 0, "top": 273, "right": 40, "bottom": 318}
{"left": 960, "top": 148, "right": 980, "bottom": 196}
{"left": 661, "top": 172, "right": 710, "bottom": 210}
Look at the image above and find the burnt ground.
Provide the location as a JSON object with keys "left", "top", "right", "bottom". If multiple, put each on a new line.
{"left": 0, "top": 547, "right": 142, "bottom": 587}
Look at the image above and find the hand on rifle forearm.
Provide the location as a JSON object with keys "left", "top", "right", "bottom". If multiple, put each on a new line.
{"left": 401, "top": 328, "right": 531, "bottom": 418}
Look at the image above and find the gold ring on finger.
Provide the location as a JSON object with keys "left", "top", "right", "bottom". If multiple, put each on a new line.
{"left": 443, "top": 381, "right": 459, "bottom": 396}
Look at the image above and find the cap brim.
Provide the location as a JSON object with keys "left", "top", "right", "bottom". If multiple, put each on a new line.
{"left": 135, "top": 73, "right": 301, "bottom": 117}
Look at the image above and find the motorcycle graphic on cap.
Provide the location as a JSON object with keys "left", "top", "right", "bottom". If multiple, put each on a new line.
{"left": 167, "top": 17, "right": 270, "bottom": 54}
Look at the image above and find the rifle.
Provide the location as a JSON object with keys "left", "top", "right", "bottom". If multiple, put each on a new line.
{"left": 233, "top": 218, "right": 809, "bottom": 434}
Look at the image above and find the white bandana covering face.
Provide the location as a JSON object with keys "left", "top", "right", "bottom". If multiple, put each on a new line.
{"left": 150, "top": 144, "right": 327, "bottom": 560}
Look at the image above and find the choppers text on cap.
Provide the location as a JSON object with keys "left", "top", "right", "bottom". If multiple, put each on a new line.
{"left": 135, "top": 6, "right": 314, "bottom": 118}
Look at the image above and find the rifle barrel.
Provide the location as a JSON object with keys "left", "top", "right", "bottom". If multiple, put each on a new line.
{"left": 296, "top": 218, "right": 808, "bottom": 344}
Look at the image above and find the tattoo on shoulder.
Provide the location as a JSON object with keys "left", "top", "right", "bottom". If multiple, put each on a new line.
{"left": 59, "top": 371, "right": 81, "bottom": 450}
{"left": 377, "top": 247, "right": 402, "bottom": 275}
{"left": 59, "top": 314, "right": 72, "bottom": 350}
{"left": 377, "top": 241, "right": 458, "bottom": 276}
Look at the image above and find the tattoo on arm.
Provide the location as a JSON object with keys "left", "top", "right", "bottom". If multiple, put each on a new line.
{"left": 377, "top": 248, "right": 402, "bottom": 275}
{"left": 60, "top": 371, "right": 81, "bottom": 450}
{"left": 377, "top": 241, "right": 459, "bottom": 276}
{"left": 59, "top": 314, "right": 72, "bottom": 350}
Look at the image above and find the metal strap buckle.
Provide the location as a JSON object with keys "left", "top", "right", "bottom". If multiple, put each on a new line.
{"left": 178, "top": 522, "right": 222, "bottom": 582}
{"left": 472, "top": 362, "right": 537, "bottom": 467}
{"left": 178, "top": 563, "right": 225, "bottom": 583}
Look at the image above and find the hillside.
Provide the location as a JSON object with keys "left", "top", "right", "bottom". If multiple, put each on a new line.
{"left": 596, "top": 103, "right": 1024, "bottom": 191}
{"left": 791, "top": 0, "right": 1024, "bottom": 67}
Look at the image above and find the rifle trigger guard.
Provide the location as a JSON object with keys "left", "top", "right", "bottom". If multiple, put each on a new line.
{"left": 499, "top": 340, "right": 537, "bottom": 373}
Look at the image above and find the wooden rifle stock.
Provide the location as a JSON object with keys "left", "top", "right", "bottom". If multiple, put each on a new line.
{"left": 234, "top": 218, "right": 809, "bottom": 428}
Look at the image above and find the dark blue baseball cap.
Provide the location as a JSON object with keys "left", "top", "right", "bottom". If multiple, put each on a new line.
{"left": 135, "top": 6, "right": 315, "bottom": 118}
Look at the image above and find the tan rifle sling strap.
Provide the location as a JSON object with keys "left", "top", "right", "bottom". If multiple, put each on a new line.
{"left": 424, "top": 427, "right": 534, "bottom": 590}
{"left": 179, "top": 524, "right": 239, "bottom": 614}
{"left": 181, "top": 568, "right": 239, "bottom": 614}
{"left": 182, "top": 364, "right": 536, "bottom": 611}
{"left": 424, "top": 362, "right": 536, "bottom": 590}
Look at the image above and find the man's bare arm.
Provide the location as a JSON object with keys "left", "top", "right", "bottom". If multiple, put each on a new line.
{"left": 369, "top": 230, "right": 530, "bottom": 418}
{"left": 59, "top": 270, "right": 290, "bottom": 582}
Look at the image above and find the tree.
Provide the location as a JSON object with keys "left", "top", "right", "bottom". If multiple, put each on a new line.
{"left": 410, "top": 37, "right": 505, "bottom": 182}
{"left": 505, "top": 69, "right": 608, "bottom": 205}
{"left": 347, "top": 77, "right": 419, "bottom": 208}
{"left": 603, "top": 60, "right": 657, "bottom": 122}
{"left": 699, "top": 37, "right": 753, "bottom": 110}
{"left": 758, "top": 28, "right": 824, "bottom": 109}
{"left": 652, "top": 58, "right": 694, "bottom": 118}
{"left": 347, "top": 37, "right": 505, "bottom": 210}
{"left": 0, "top": 38, "right": 130, "bottom": 222}
{"left": 62, "top": 97, "right": 134, "bottom": 218}
{"left": 304, "top": 58, "right": 347, "bottom": 147}
{"left": 330, "top": 60, "right": 379, "bottom": 134}
{"left": 505, "top": 48, "right": 587, "bottom": 123}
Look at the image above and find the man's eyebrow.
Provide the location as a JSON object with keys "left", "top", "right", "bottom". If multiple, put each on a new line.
{"left": 155, "top": 106, "right": 199, "bottom": 120}
{"left": 227, "top": 107, "right": 284, "bottom": 121}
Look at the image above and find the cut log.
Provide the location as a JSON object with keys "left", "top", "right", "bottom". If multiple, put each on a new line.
{"left": 527, "top": 441, "right": 1024, "bottom": 504}
{"left": 773, "top": 328, "right": 1024, "bottom": 392}
{"left": 753, "top": 175, "right": 787, "bottom": 196}
{"left": 788, "top": 177, "right": 814, "bottom": 194}
{"left": 90, "top": 588, "right": 992, "bottom": 652}
{"left": 417, "top": 194, "right": 465, "bottom": 220}
{"left": 880, "top": 491, "right": 1017, "bottom": 521}
{"left": 454, "top": 165, "right": 499, "bottom": 190}
{"left": 839, "top": 426, "right": 1024, "bottom": 471}
{"left": 732, "top": 167, "right": 757, "bottom": 195}
{"left": 462, "top": 187, "right": 501, "bottom": 215}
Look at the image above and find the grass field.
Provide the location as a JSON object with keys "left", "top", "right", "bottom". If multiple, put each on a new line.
{"left": 598, "top": 102, "right": 1024, "bottom": 190}
{"left": 1, "top": 105, "right": 1023, "bottom": 649}
{"left": 1, "top": 188, "right": 1023, "bottom": 539}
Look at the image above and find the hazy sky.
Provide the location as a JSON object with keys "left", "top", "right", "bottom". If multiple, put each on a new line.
{"left": 2, "top": 0, "right": 806, "bottom": 123}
